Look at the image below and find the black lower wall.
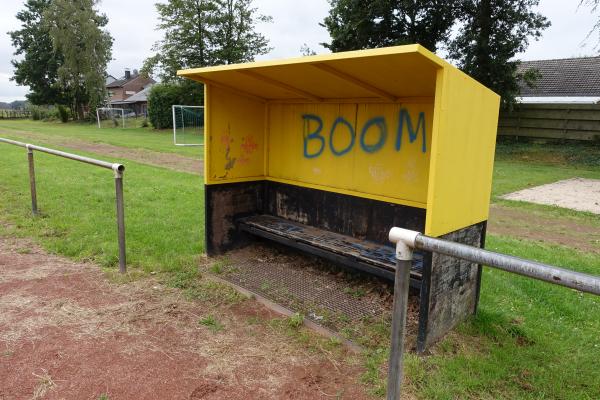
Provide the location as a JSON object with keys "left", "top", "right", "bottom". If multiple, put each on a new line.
{"left": 265, "top": 181, "right": 426, "bottom": 246}
{"left": 204, "top": 181, "right": 264, "bottom": 255}
{"left": 205, "top": 180, "right": 427, "bottom": 254}
{"left": 205, "top": 180, "right": 487, "bottom": 352}
{"left": 417, "top": 222, "right": 486, "bottom": 352}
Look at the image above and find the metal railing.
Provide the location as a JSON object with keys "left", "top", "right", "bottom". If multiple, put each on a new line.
{"left": 386, "top": 227, "right": 600, "bottom": 400}
{"left": 0, "top": 138, "right": 127, "bottom": 273}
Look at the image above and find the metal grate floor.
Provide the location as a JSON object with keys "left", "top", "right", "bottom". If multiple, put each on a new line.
{"left": 208, "top": 243, "right": 420, "bottom": 335}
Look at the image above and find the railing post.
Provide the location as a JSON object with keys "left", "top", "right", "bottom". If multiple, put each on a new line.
{"left": 387, "top": 228, "right": 420, "bottom": 400}
{"left": 26, "top": 145, "right": 38, "bottom": 216}
{"left": 114, "top": 166, "right": 126, "bottom": 273}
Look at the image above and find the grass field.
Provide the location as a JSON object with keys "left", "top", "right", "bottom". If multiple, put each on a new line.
{"left": 0, "top": 119, "right": 203, "bottom": 157}
{"left": 1, "top": 120, "right": 599, "bottom": 399}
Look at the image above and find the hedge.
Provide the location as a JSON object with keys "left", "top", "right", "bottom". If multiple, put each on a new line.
{"left": 147, "top": 81, "right": 204, "bottom": 129}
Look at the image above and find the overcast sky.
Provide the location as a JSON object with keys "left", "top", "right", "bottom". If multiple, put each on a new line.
{"left": 1, "top": 0, "right": 598, "bottom": 103}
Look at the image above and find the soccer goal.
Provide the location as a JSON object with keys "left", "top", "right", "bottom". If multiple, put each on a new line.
{"left": 96, "top": 107, "right": 126, "bottom": 129}
{"left": 172, "top": 105, "right": 204, "bottom": 146}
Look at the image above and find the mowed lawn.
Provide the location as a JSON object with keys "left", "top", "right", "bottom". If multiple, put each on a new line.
{"left": 0, "top": 121, "right": 204, "bottom": 274}
{"left": 1, "top": 120, "right": 599, "bottom": 399}
{"left": 0, "top": 119, "right": 202, "bottom": 157}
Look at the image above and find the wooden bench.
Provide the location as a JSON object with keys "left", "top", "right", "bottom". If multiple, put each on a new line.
{"left": 239, "top": 214, "right": 424, "bottom": 288}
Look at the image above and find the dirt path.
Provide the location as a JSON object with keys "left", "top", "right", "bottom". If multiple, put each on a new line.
{"left": 488, "top": 204, "right": 600, "bottom": 254}
{"left": 0, "top": 236, "right": 369, "bottom": 400}
{"left": 0, "top": 129, "right": 203, "bottom": 175}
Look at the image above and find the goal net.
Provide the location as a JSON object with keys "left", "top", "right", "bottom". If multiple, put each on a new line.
{"left": 96, "top": 107, "right": 126, "bottom": 129}
{"left": 172, "top": 105, "right": 204, "bottom": 146}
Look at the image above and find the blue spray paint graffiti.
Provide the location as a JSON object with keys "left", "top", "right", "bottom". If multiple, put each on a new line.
{"left": 396, "top": 109, "right": 426, "bottom": 153}
{"left": 329, "top": 116, "right": 355, "bottom": 156}
{"left": 302, "top": 114, "right": 325, "bottom": 158}
{"left": 360, "top": 116, "right": 387, "bottom": 153}
{"left": 302, "top": 108, "right": 427, "bottom": 158}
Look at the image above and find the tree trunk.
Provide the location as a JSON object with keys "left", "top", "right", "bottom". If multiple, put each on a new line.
{"left": 77, "top": 102, "right": 85, "bottom": 120}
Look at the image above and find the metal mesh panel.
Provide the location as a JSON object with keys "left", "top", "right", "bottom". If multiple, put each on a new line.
{"left": 210, "top": 244, "right": 420, "bottom": 335}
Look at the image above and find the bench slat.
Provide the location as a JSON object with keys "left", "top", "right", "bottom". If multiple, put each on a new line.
{"left": 238, "top": 215, "right": 424, "bottom": 284}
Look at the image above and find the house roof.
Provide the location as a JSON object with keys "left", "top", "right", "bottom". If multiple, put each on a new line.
{"left": 177, "top": 45, "right": 465, "bottom": 101}
{"left": 106, "top": 77, "right": 130, "bottom": 88}
{"left": 518, "top": 56, "right": 600, "bottom": 97}
{"left": 110, "top": 85, "right": 152, "bottom": 105}
{"left": 106, "top": 74, "right": 155, "bottom": 88}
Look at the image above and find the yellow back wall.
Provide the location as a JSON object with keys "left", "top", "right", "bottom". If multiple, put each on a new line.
{"left": 267, "top": 102, "right": 433, "bottom": 207}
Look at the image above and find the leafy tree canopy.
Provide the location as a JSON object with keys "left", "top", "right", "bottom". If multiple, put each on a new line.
{"left": 322, "top": 0, "right": 550, "bottom": 107}
{"left": 9, "top": 0, "right": 66, "bottom": 105}
{"left": 44, "top": 0, "right": 113, "bottom": 119}
{"left": 143, "top": 0, "right": 272, "bottom": 82}
{"left": 321, "top": 0, "right": 459, "bottom": 52}
{"left": 448, "top": 0, "right": 550, "bottom": 108}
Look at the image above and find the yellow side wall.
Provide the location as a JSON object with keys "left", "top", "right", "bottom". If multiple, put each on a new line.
{"left": 425, "top": 68, "right": 500, "bottom": 236}
{"left": 205, "top": 85, "right": 266, "bottom": 183}
{"left": 267, "top": 102, "right": 434, "bottom": 207}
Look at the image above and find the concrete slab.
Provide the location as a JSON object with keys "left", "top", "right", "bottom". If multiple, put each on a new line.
{"left": 502, "top": 178, "right": 600, "bottom": 214}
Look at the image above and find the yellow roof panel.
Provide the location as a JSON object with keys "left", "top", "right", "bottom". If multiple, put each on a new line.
{"left": 178, "top": 45, "right": 448, "bottom": 101}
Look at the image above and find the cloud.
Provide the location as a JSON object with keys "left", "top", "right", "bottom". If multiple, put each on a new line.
{"left": 0, "top": 71, "right": 28, "bottom": 103}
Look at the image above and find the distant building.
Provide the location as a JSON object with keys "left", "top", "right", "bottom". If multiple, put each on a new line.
{"left": 106, "top": 68, "right": 155, "bottom": 116}
{"left": 107, "top": 68, "right": 155, "bottom": 103}
{"left": 517, "top": 56, "right": 600, "bottom": 104}
{"left": 110, "top": 85, "right": 153, "bottom": 117}
{"left": 105, "top": 74, "right": 117, "bottom": 85}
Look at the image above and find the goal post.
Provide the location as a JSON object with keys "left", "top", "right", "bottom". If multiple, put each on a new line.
{"left": 172, "top": 105, "right": 204, "bottom": 146}
{"left": 96, "top": 107, "right": 126, "bottom": 129}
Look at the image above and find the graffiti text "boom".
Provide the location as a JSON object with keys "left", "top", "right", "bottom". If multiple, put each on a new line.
{"left": 302, "top": 109, "right": 427, "bottom": 159}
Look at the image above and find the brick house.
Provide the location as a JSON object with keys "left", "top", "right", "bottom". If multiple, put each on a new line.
{"left": 107, "top": 69, "right": 155, "bottom": 103}
{"left": 110, "top": 85, "right": 153, "bottom": 117}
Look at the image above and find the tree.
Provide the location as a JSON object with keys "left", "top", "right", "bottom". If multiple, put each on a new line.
{"left": 143, "top": 0, "right": 271, "bottom": 82}
{"left": 143, "top": 0, "right": 219, "bottom": 81}
{"left": 300, "top": 43, "right": 317, "bottom": 56}
{"left": 321, "top": 0, "right": 459, "bottom": 52}
{"left": 448, "top": 0, "right": 550, "bottom": 107}
{"left": 44, "top": 0, "right": 113, "bottom": 119}
{"left": 581, "top": 0, "right": 600, "bottom": 50}
{"left": 212, "top": 0, "right": 272, "bottom": 64}
{"left": 147, "top": 82, "right": 204, "bottom": 129}
{"left": 9, "top": 0, "right": 67, "bottom": 105}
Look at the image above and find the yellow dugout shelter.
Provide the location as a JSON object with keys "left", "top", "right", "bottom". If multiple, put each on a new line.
{"left": 179, "top": 44, "right": 500, "bottom": 351}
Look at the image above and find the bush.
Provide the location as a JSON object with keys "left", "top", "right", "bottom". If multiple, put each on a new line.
{"left": 148, "top": 81, "right": 203, "bottom": 130}
{"left": 57, "top": 105, "right": 70, "bottom": 123}
{"left": 28, "top": 105, "right": 45, "bottom": 120}
{"left": 28, "top": 104, "right": 71, "bottom": 122}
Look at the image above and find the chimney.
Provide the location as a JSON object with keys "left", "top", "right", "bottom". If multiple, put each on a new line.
{"left": 124, "top": 68, "right": 131, "bottom": 80}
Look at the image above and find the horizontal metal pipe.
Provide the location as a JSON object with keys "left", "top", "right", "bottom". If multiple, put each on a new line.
{"left": 1, "top": 137, "right": 124, "bottom": 173}
{"left": 0, "top": 138, "right": 27, "bottom": 147}
{"left": 414, "top": 234, "right": 600, "bottom": 296}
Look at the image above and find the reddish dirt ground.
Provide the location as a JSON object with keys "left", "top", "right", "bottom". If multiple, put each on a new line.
{"left": 0, "top": 236, "right": 370, "bottom": 400}
{"left": 488, "top": 204, "right": 600, "bottom": 254}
